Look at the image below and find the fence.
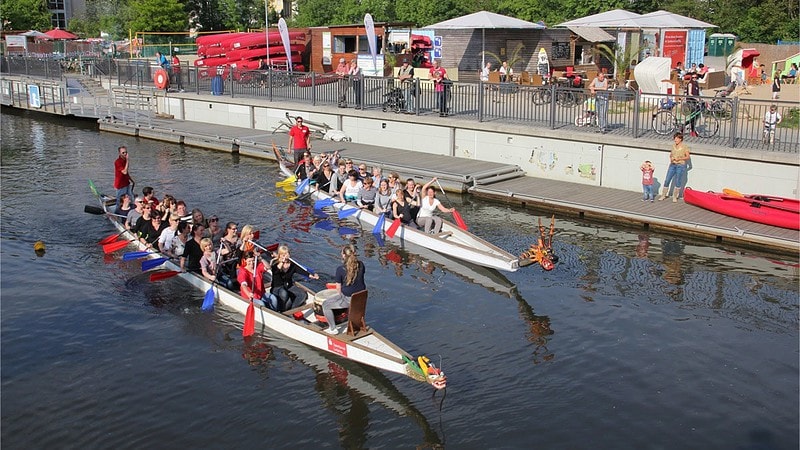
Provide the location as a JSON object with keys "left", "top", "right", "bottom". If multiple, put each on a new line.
{"left": 3, "top": 56, "right": 798, "bottom": 152}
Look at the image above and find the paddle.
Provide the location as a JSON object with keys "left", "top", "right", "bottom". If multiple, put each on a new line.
{"left": 372, "top": 213, "right": 386, "bottom": 235}
{"left": 122, "top": 251, "right": 151, "bottom": 261}
{"left": 149, "top": 270, "right": 180, "bottom": 282}
{"left": 84, "top": 205, "right": 128, "bottom": 219}
{"left": 99, "top": 230, "right": 126, "bottom": 245}
{"left": 435, "top": 179, "right": 467, "bottom": 230}
{"left": 294, "top": 178, "right": 310, "bottom": 195}
{"left": 722, "top": 188, "right": 744, "bottom": 198}
{"left": 141, "top": 257, "right": 168, "bottom": 271}
{"left": 242, "top": 255, "right": 257, "bottom": 337}
{"left": 201, "top": 250, "right": 223, "bottom": 312}
{"left": 276, "top": 174, "right": 297, "bottom": 187}
{"left": 249, "top": 239, "right": 315, "bottom": 277}
{"left": 720, "top": 194, "right": 799, "bottom": 213}
{"left": 337, "top": 206, "right": 360, "bottom": 219}
{"left": 88, "top": 179, "right": 100, "bottom": 198}
{"left": 102, "top": 239, "right": 130, "bottom": 254}
{"left": 314, "top": 198, "right": 336, "bottom": 209}
{"left": 386, "top": 217, "right": 402, "bottom": 238}
{"left": 723, "top": 188, "right": 790, "bottom": 205}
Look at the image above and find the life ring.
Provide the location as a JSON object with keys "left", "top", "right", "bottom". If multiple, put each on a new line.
{"left": 153, "top": 68, "right": 169, "bottom": 90}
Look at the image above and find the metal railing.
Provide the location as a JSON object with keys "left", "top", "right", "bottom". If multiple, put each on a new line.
{"left": 3, "top": 56, "right": 798, "bottom": 152}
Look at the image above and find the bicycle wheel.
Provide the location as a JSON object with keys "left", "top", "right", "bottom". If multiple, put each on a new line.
{"left": 651, "top": 110, "right": 676, "bottom": 135}
{"left": 532, "top": 89, "right": 550, "bottom": 105}
{"left": 710, "top": 99, "right": 732, "bottom": 120}
{"left": 694, "top": 112, "right": 719, "bottom": 138}
{"left": 556, "top": 91, "right": 576, "bottom": 108}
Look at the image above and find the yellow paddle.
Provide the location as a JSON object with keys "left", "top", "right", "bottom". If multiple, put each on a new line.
{"left": 276, "top": 175, "right": 296, "bottom": 187}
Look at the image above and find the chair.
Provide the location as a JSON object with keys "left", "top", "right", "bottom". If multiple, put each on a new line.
{"left": 520, "top": 71, "right": 531, "bottom": 85}
{"left": 346, "top": 290, "right": 368, "bottom": 336}
{"left": 488, "top": 72, "right": 501, "bottom": 84}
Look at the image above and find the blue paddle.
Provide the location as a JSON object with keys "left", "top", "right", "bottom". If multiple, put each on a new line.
{"left": 141, "top": 257, "right": 169, "bottom": 271}
{"left": 337, "top": 206, "right": 360, "bottom": 219}
{"left": 122, "top": 251, "right": 151, "bottom": 261}
{"left": 294, "top": 178, "right": 309, "bottom": 195}
{"left": 313, "top": 198, "right": 336, "bottom": 209}
{"left": 372, "top": 213, "right": 386, "bottom": 235}
{"left": 314, "top": 220, "right": 336, "bottom": 231}
{"left": 339, "top": 227, "right": 359, "bottom": 236}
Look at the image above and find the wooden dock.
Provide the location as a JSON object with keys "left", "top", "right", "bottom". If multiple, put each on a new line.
{"left": 97, "top": 116, "right": 799, "bottom": 255}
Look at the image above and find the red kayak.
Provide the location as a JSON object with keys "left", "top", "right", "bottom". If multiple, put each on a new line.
{"left": 684, "top": 188, "right": 800, "bottom": 230}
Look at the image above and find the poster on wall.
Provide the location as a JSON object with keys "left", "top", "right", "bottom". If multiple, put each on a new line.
{"left": 661, "top": 30, "right": 688, "bottom": 68}
{"left": 27, "top": 85, "right": 41, "bottom": 108}
{"left": 640, "top": 30, "right": 659, "bottom": 61}
{"left": 357, "top": 54, "right": 384, "bottom": 77}
{"left": 321, "top": 32, "right": 332, "bottom": 65}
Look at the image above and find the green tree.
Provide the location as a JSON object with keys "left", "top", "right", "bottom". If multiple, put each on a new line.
{"left": 129, "top": 0, "right": 187, "bottom": 33}
{"left": 0, "top": 0, "right": 51, "bottom": 31}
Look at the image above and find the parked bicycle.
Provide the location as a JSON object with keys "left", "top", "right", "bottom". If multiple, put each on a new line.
{"left": 652, "top": 100, "right": 720, "bottom": 137}
{"left": 531, "top": 78, "right": 582, "bottom": 107}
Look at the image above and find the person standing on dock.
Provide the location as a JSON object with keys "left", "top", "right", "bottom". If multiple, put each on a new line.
{"left": 288, "top": 116, "right": 311, "bottom": 165}
{"left": 350, "top": 60, "right": 363, "bottom": 109}
{"left": 113, "top": 146, "right": 133, "bottom": 208}
{"left": 589, "top": 72, "right": 609, "bottom": 133}
{"left": 398, "top": 60, "right": 415, "bottom": 114}
{"left": 658, "top": 132, "right": 691, "bottom": 203}
{"left": 429, "top": 60, "right": 448, "bottom": 117}
{"left": 336, "top": 58, "right": 349, "bottom": 107}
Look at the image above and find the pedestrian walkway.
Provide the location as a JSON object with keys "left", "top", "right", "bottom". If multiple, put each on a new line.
{"left": 98, "top": 115, "right": 799, "bottom": 255}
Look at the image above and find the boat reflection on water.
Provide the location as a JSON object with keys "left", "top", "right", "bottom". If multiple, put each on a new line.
{"left": 511, "top": 291, "right": 555, "bottom": 365}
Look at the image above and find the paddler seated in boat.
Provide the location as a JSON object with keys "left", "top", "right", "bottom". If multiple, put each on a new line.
{"left": 181, "top": 224, "right": 206, "bottom": 273}
{"left": 238, "top": 251, "right": 277, "bottom": 310}
{"left": 142, "top": 186, "right": 159, "bottom": 209}
{"left": 323, "top": 245, "right": 366, "bottom": 335}
{"left": 416, "top": 177, "right": 454, "bottom": 234}
{"left": 338, "top": 169, "right": 363, "bottom": 204}
{"left": 130, "top": 202, "right": 154, "bottom": 237}
{"left": 175, "top": 200, "right": 190, "bottom": 222}
{"left": 374, "top": 179, "right": 393, "bottom": 216}
{"left": 402, "top": 178, "right": 421, "bottom": 220}
{"left": 125, "top": 196, "right": 144, "bottom": 231}
{"left": 357, "top": 176, "right": 377, "bottom": 211}
{"left": 313, "top": 159, "right": 335, "bottom": 193}
{"left": 139, "top": 214, "right": 166, "bottom": 249}
{"left": 391, "top": 188, "right": 414, "bottom": 225}
{"left": 219, "top": 222, "right": 241, "bottom": 282}
{"left": 387, "top": 172, "right": 402, "bottom": 194}
{"left": 294, "top": 151, "right": 317, "bottom": 181}
{"left": 238, "top": 224, "right": 258, "bottom": 256}
{"left": 158, "top": 214, "right": 181, "bottom": 256}
{"left": 114, "top": 193, "right": 133, "bottom": 219}
{"left": 270, "top": 245, "right": 319, "bottom": 312}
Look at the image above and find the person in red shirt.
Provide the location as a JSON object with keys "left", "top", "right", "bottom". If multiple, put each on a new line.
{"left": 238, "top": 251, "right": 277, "bottom": 310}
{"left": 288, "top": 116, "right": 311, "bottom": 164}
{"left": 171, "top": 54, "right": 183, "bottom": 91}
{"left": 113, "top": 146, "right": 133, "bottom": 207}
{"left": 429, "top": 60, "right": 448, "bottom": 116}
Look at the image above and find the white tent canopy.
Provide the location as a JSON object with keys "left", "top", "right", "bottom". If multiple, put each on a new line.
{"left": 21, "top": 30, "right": 51, "bottom": 39}
{"left": 635, "top": 10, "right": 716, "bottom": 29}
{"left": 557, "top": 9, "right": 642, "bottom": 28}
{"left": 425, "top": 11, "right": 545, "bottom": 68}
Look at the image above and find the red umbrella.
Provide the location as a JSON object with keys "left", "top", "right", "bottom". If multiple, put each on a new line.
{"left": 45, "top": 28, "right": 78, "bottom": 40}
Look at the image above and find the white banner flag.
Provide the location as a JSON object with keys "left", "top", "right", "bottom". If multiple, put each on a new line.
{"left": 278, "top": 18, "right": 293, "bottom": 72}
{"left": 364, "top": 14, "right": 378, "bottom": 75}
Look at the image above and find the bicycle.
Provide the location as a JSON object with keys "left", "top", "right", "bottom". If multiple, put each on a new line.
{"left": 707, "top": 87, "right": 734, "bottom": 120}
{"left": 651, "top": 101, "right": 719, "bottom": 137}
{"left": 531, "top": 78, "right": 580, "bottom": 107}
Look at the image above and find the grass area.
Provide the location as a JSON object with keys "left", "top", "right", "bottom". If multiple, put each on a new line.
{"left": 778, "top": 107, "right": 799, "bottom": 128}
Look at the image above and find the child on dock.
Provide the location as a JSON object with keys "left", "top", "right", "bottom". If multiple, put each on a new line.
{"left": 641, "top": 161, "right": 655, "bottom": 202}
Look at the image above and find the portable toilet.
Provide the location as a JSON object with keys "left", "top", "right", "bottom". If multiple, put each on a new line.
{"left": 708, "top": 33, "right": 736, "bottom": 57}
{"left": 722, "top": 34, "right": 737, "bottom": 56}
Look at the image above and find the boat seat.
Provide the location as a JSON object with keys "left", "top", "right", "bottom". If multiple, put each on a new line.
{"left": 346, "top": 290, "right": 369, "bottom": 337}
{"left": 435, "top": 231, "right": 453, "bottom": 238}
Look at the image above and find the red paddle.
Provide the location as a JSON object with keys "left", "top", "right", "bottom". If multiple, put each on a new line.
{"left": 99, "top": 231, "right": 124, "bottom": 245}
{"left": 243, "top": 301, "right": 255, "bottom": 337}
{"left": 149, "top": 270, "right": 180, "bottom": 282}
{"left": 102, "top": 239, "right": 130, "bottom": 254}
{"left": 386, "top": 218, "right": 402, "bottom": 238}
{"left": 452, "top": 210, "right": 468, "bottom": 230}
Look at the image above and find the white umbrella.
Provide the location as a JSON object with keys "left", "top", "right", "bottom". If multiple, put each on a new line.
{"left": 21, "top": 30, "right": 52, "bottom": 40}
{"left": 634, "top": 11, "right": 717, "bottom": 29}
{"left": 425, "top": 11, "right": 545, "bottom": 69}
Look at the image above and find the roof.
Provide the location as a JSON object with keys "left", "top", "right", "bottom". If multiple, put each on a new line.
{"left": 567, "top": 26, "right": 615, "bottom": 42}
{"left": 558, "top": 9, "right": 642, "bottom": 28}
{"left": 425, "top": 11, "right": 546, "bottom": 29}
{"left": 635, "top": 11, "right": 716, "bottom": 29}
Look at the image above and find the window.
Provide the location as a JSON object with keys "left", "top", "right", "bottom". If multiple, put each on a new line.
{"left": 358, "top": 36, "right": 382, "bottom": 54}
{"left": 51, "top": 12, "right": 66, "bottom": 30}
{"left": 333, "top": 36, "right": 356, "bottom": 53}
{"left": 48, "top": 0, "right": 64, "bottom": 9}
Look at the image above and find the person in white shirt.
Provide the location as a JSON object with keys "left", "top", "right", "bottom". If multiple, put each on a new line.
{"left": 763, "top": 105, "right": 782, "bottom": 143}
{"left": 499, "top": 61, "right": 513, "bottom": 82}
{"left": 416, "top": 177, "right": 454, "bottom": 234}
{"left": 480, "top": 61, "right": 492, "bottom": 82}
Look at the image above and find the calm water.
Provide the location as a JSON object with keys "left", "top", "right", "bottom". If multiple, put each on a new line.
{"left": 1, "top": 110, "right": 798, "bottom": 449}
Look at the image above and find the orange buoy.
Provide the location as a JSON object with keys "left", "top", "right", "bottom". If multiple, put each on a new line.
{"left": 153, "top": 68, "right": 169, "bottom": 90}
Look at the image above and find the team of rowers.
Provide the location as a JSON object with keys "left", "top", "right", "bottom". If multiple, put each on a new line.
{"left": 292, "top": 148, "right": 454, "bottom": 234}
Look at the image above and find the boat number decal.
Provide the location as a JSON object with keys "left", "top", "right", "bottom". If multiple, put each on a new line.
{"left": 327, "top": 337, "right": 348, "bottom": 357}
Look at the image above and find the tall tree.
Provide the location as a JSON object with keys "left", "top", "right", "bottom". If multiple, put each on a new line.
{"left": 0, "top": 0, "right": 51, "bottom": 31}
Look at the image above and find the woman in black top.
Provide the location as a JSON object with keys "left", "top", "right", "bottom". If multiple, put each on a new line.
{"left": 270, "top": 245, "right": 319, "bottom": 311}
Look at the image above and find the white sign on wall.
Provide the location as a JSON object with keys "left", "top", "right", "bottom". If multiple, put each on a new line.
{"left": 27, "top": 85, "right": 41, "bottom": 108}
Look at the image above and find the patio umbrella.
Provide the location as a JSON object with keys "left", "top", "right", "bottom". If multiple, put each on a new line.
{"left": 634, "top": 11, "right": 716, "bottom": 29}
{"left": 425, "top": 11, "right": 545, "bottom": 69}
{"left": 45, "top": 28, "right": 79, "bottom": 40}
{"left": 22, "top": 30, "right": 52, "bottom": 40}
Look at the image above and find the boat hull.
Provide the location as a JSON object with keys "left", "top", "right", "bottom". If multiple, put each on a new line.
{"left": 684, "top": 188, "right": 800, "bottom": 230}
{"left": 275, "top": 148, "right": 519, "bottom": 272}
{"left": 91, "top": 191, "right": 433, "bottom": 384}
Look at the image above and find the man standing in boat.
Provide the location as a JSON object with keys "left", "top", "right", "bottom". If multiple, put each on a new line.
{"left": 288, "top": 116, "right": 311, "bottom": 165}
{"left": 113, "top": 146, "right": 133, "bottom": 208}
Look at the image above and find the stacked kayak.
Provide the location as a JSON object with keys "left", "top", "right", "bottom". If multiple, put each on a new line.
{"left": 683, "top": 188, "right": 800, "bottom": 230}
{"left": 195, "top": 31, "right": 307, "bottom": 78}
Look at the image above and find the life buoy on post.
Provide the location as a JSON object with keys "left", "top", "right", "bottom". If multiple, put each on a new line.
{"left": 153, "top": 68, "right": 169, "bottom": 90}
